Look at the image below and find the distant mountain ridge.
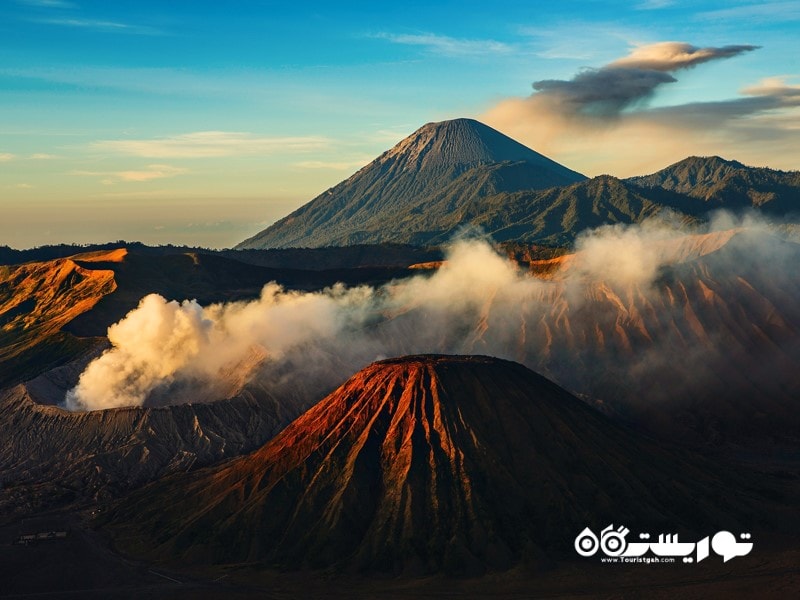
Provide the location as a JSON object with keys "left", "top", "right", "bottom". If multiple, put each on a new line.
{"left": 626, "top": 155, "right": 800, "bottom": 213}
{"left": 239, "top": 120, "right": 799, "bottom": 249}
{"left": 237, "top": 118, "right": 586, "bottom": 249}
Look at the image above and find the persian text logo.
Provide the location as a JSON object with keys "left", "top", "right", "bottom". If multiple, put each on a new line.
{"left": 574, "top": 525, "right": 753, "bottom": 564}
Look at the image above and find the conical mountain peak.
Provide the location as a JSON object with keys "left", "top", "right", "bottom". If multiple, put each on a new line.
{"left": 381, "top": 118, "right": 564, "bottom": 172}
{"left": 236, "top": 118, "right": 585, "bottom": 249}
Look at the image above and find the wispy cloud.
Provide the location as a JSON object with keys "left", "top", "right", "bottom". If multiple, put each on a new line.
{"left": 74, "top": 164, "right": 189, "bottom": 183}
{"left": 92, "top": 131, "right": 330, "bottom": 158}
{"left": 743, "top": 76, "right": 800, "bottom": 99}
{"left": 35, "top": 17, "right": 163, "bottom": 35}
{"left": 29, "top": 153, "right": 59, "bottom": 159}
{"left": 0, "top": 66, "right": 223, "bottom": 96}
{"left": 12, "top": 183, "right": 34, "bottom": 189}
{"left": 373, "top": 32, "right": 513, "bottom": 57}
{"left": 609, "top": 42, "right": 759, "bottom": 71}
{"left": 516, "top": 22, "right": 642, "bottom": 62}
{"left": 642, "top": 77, "right": 800, "bottom": 128}
{"left": 0, "top": 153, "right": 15, "bottom": 161}
{"left": 92, "top": 189, "right": 177, "bottom": 199}
{"left": 697, "top": 1, "right": 800, "bottom": 23}
{"left": 360, "top": 126, "right": 416, "bottom": 145}
{"left": 293, "top": 158, "right": 372, "bottom": 171}
{"left": 637, "top": 0, "right": 676, "bottom": 9}
{"left": 17, "top": 0, "right": 76, "bottom": 7}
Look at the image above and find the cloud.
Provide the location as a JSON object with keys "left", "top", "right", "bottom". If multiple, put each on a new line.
{"left": 640, "top": 77, "right": 800, "bottom": 129}
{"left": 12, "top": 183, "right": 33, "bottom": 189}
{"left": 697, "top": 1, "right": 800, "bottom": 23}
{"left": 0, "top": 66, "right": 219, "bottom": 96}
{"left": 92, "top": 131, "right": 330, "bottom": 158}
{"left": 637, "top": 0, "right": 675, "bottom": 8}
{"left": 114, "top": 164, "right": 189, "bottom": 182}
{"left": 34, "top": 18, "right": 163, "bottom": 35}
{"left": 743, "top": 77, "right": 800, "bottom": 102}
{"left": 293, "top": 158, "right": 372, "bottom": 170}
{"left": 527, "top": 42, "right": 758, "bottom": 119}
{"left": 481, "top": 41, "right": 800, "bottom": 175}
{"left": 361, "top": 126, "right": 416, "bottom": 145}
{"left": 608, "top": 42, "right": 759, "bottom": 71}
{"left": 29, "top": 153, "right": 59, "bottom": 159}
{"left": 532, "top": 69, "right": 676, "bottom": 118}
{"left": 17, "top": 0, "right": 75, "bottom": 7}
{"left": 17, "top": 0, "right": 160, "bottom": 34}
{"left": 74, "top": 164, "right": 189, "bottom": 183}
{"left": 0, "top": 153, "right": 15, "bottom": 161}
{"left": 92, "top": 189, "right": 178, "bottom": 199}
{"left": 517, "top": 23, "right": 638, "bottom": 62}
{"left": 373, "top": 32, "right": 513, "bottom": 57}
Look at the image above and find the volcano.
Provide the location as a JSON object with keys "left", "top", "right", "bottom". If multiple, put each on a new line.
{"left": 237, "top": 118, "right": 586, "bottom": 249}
{"left": 238, "top": 119, "right": 800, "bottom": 250}
{"left": 110, "top": 355, "right": 753, "bottom": 574}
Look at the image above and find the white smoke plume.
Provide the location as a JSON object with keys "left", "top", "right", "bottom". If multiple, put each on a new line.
{"left": 64, "top": 283, "right": 378, "bottom": 410}
{"left": 64, "top": 213, "right": 800, "bottom": 445}
{"left": 65, "top": 239, "right": 538, "bottom": 411}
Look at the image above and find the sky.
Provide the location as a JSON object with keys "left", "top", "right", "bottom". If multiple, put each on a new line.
{"left": 1, "top": 0, "right": 798, "bottom": 249}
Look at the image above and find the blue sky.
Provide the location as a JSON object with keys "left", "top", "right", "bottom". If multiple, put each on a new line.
{"left": 1, "top": 0, "right": 798, "bottom": 248}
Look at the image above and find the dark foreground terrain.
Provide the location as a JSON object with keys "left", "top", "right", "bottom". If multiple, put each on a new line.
{"left": 1, "top": 511, "right": 798, "bottom": 599}
{"left": 1, "top": 237, "right": 799, "bottom": 598}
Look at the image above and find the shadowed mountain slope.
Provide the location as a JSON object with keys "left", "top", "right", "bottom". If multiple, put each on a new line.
{"left": 434, "top": 175, "right": 700, "bottom": 246}
{"left": 0, "top": 359, "right": 310, "bottom": 518}
{"left": 627, "top": 156, "right": 800, "bottom": 214}
{"left": 109, "top": 356, "right": 762, "bottom": 574}
{"left": 237, "top": 118, "right": 586, "bottom": 249}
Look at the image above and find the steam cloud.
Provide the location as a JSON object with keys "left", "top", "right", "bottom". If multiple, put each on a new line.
{"left": 65, "top": 240, "right": 538, "bottom": 411}
{"left": 64, "top": 212, "right": 800, "bottom": 436}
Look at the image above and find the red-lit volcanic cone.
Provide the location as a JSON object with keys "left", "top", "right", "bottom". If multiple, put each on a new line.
{"left": 110, "top": 355, "right": 757, "bottom": 574}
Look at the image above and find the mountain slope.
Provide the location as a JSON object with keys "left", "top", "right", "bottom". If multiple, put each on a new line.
{"left": 336, "top": 161, "right": 800, "bottom": 248}
{"left": 627, "top": 156, "right": 800, "bottom": 213}
{"left": 0, "top": 375, "right": 305, "bottom": 518}
{"left": 410, "top": 175, "right": 699, "bottom": 246}
{"left": 237, "top": 118, "right": 585, "bottom": 249}
{"left": 0, "top": 250, "right": 119, "bottom": 387}
{"left": 109, "top": 355, "right": 755, "bottom": 573}
{"left": 241, "top": 140, "right": 800, "bottom": 250}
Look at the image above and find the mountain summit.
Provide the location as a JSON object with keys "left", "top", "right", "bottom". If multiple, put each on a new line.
{"left": 237, "top": 119, "right": 585, "bottom": 249}
{"left": 379, "top": 118, "right": 579, "bottom": 174}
